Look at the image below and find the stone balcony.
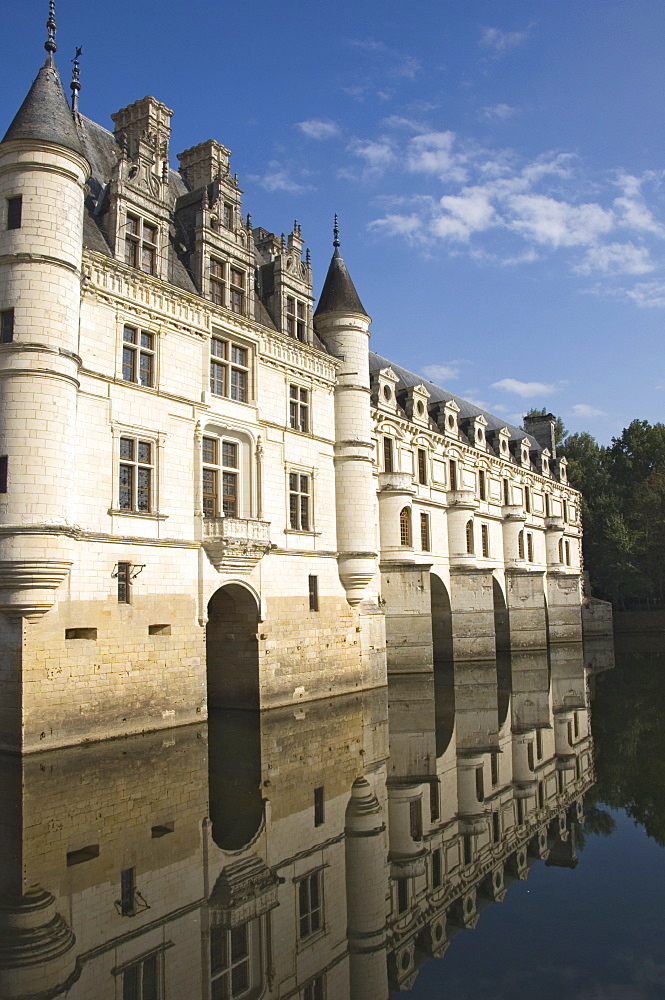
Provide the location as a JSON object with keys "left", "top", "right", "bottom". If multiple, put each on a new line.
{"left": 202, "top": 517, "right": 272, "bottom": 573}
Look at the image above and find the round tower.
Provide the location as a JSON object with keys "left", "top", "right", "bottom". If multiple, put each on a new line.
{"left": 0, "top": 5, "right": 90, "bottom": 619}
{"left": 313, "top": 221, "right": 377, "bottom": 605}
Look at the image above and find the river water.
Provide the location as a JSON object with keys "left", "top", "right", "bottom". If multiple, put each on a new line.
{"left": 1, "top": 635, "right": 663, "bottom": 1000}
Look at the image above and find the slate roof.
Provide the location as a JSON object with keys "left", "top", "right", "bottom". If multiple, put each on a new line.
{"left": 314, "top": 248, "right": 369, "bottom": 318}
{"left": 369, "top": 350, "right": 539, "bottom": 450}
{"left": 2, "top": 56, "right": 84, "bottom": 157}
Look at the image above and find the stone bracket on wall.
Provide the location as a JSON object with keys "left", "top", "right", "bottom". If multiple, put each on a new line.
{"left": 202, "top": 517, "right": 272, "bottom": 573}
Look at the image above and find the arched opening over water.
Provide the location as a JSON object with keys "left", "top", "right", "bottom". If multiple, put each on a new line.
{"left": 492, "top": 576, "right": 510, "bottom": 656}
{"left": 207, "top": 584, "right": 260, "bottom": 710}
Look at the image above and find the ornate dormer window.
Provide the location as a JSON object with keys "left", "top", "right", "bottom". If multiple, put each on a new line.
{"left": 433, "top": 398, "right": 460, "bottom": 438}
{"left": 401, "top": 383, "right": 431, "bottom": 426}
{"left": 541, "top": 448, "right": 551, "bottom": 477}
{"left": 489, "top": 426, "right": 511, "bottom": 461}
{"left": 124, "top": 213, "right": 158, "bottom": 274}
{"left": 254, "top": 223, "right": 313, "bottom": 344}
{"left": 371, "top": 367, "right": 400, "bottom": 413}
{"left": 462, "top": 413, "right": 488, "bottom": 450}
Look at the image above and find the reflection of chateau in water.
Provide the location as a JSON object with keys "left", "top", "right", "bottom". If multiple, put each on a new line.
{"left": 0, "top": 645, "right": 594, "bottom": 1000}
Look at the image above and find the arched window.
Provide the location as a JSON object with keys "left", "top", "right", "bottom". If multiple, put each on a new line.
{"left": 466, "top": 519, "right": 474, "bottom": 555}
{"left": 518, "top": 531, "right": 524, "bottom": 560}
{"left": 400, "top": 506, "right": 412, "bottom": 546}
{"left": 481, "top": 523, "right": 490, "bottom": 558}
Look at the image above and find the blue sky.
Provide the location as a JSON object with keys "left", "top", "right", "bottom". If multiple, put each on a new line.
{"left": 3, "top": 0, "right": 665, "bottom": 443}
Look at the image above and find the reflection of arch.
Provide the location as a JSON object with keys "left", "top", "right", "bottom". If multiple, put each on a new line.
{"left": 208, "top": 709, "right": 264, "bottom": 851}
{"left": 207, "top": 584, "right": 260, "bottom": 709}
{"left": 431, "top": 574, "right": 455, "bottom": 757}
{"left": 492, "top": 577, "right": 510, "bottom": 656}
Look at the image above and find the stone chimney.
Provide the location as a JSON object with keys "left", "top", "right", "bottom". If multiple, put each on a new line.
{"left": 523, "top": 412, "right": 557, "bottom": 458}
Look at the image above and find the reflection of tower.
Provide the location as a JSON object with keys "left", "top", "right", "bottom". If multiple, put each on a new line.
{"left": 345, "top": 776, "right": 390, "bottom": 1000}
{"left": 314, "top": 223, "right": 377, "bottom": 608}
{"left": 0, "top": 887, "right": 77, "bottom": 1000}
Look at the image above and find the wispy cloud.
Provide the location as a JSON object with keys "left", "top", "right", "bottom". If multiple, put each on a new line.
{"left": 296, "top": 119, "right": 340, "bottom": 140}
{"left": 480, "top": 25, "right": 531, "bottom": 56}
{"left": 249, "top": 161, "right": 311, "bottom": 194}
{"left": 422, "top": 362, "right": 465, "bottom": 382}
{"left": 407, "top": 131, "right": 468, "bottom": 182}
{"left": 368, "top": 213, "right": 423, "bottom": 241}
{"left": 575, "top": 242, "right": 654, "bottom": 275}
{"left": 492, "top": 377, "right": 557, "bottom": 398}
{"left": 624, "top": 281, "right": 665, "bottom": 308}
{"left": 570, "top": 403, "right": 607, "bottom": 418}
{"left": 478, "top": 103, "right": 519, "bottom": 123}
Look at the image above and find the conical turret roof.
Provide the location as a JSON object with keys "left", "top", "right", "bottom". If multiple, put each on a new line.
{"left": 314, "top": 220, "right": 369, "bottom": 319}
{"left": 2, "top": 56, "right": 84, "bottom": 157}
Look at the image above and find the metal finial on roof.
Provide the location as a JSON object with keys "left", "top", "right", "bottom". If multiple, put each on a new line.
{"left": 305, "top": 247, "right": 311, "bottom": 266}
{"left": 70, "top": 47, "right": 82, "bottom": 113}
{"left": 45, "top": 1, "right": 57, "bottom": 56}
{"left": 333, "top": 214, "right": 340, "bottom": 250}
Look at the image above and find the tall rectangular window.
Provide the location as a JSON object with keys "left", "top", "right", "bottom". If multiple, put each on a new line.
{"left": 0, "top": 456, "right": 7, "bottom": 493}
{"left": 303, "top": 976, "right": 325, "bottom": 1000}
{"left": 1, "top": 308, "right": 14, "bottom": 343}
{"left": 289, "top": 384, "right": 310, "bottom": 432}
{"left": 229, "top": 267, "right": 245, "bottom": 314}
{"left": 417, "top": 448, "right": 427, "bottom": 485}
{"left": 210, "top": 337, "right": 249, "bottom": 402}
{"left": 119, "top": 437, "right": 153, "bottom": 512}
{"left": 210, "top": 924, "right": 250, "bottom": 1000}
{"left": 492, "top": 811, "right": 501, "bottom": 843}
{"left": 449, "top": 459, "right": 457, "bottom": 489}
{"left": 432, "top": 848, "right": 442, "bottom": 889}
{"left": 478, "top": 469, "right": 486, "bottom": 500}
{"left": 481, "top": 523, "right": 490, "bottom": 558}
{"left": 503, "top": 478, "right": 510, "bottom": 505}
{"left": 298, "top": 871, "right": 323, "bottom": 939}
{"left": 223, "top": 202, "right": 234, "bottom": 229}
{"left": 122, "top": 953, "right": 160, "bottom": 1000}
{"left": 463, "top": 834, "right": 473, "bottom": 866}
{"left": 409, "top": 799, "right": 423, "bottom": 840}
{"left": 122, "top": 326, "right": 154, "bottom": 387}
{"left": 308, "top": 575, "right": 319, "bottom": 612}
{"left": 491, "top": 751, "right": 499, "bottom": 786}
{"left": 125, "top": 214, "right": 157, "bottom": 275}
{"left": 397, "top": 879, "right": 409, "bottom": 914}
{"left": 7, "top": 196, "right": 22, "bottom": 230}
{"left": 383, "top": 436, "right": 394, "bottom": 473}
{"left": 117, "top": 562, "right": 131, "bottom": 603}
{"left": 525, "top": 485, "right": 532, "bottom": 513}
{"left": 209, "top": 257, "right": 226, "bottom": 306}
{"left": 314, "top": 786, "right": 324, "bottom": 826}
{"left": 429, "top": 780, "right": 440, "bottom": 822}
{"left": 289, "top": 473, "right": 310, "bottom": 531}
{"left": 536, "top": 728, "right": 543, "bottom": 760}
{"left": 120, "top": 868, "right": 136, "bottom": 916}
{"left": 420, "top": 512, "right": 430, "bottom": 552}
{"left": 527, "top": 532, "right": 534, "bottom": 562}
{"left": 286, "top": 297, "right": 307, "bottom": 341}
{"left": 221, "top": 442, "right": 239, "bottom": 517}
{"left": 475, "top": 766, "right": 484, "bottom": 802}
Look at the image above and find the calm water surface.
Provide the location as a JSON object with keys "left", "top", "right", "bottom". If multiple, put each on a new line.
{"left": 1, "top": 636, "right": 663, "bottom": 1000}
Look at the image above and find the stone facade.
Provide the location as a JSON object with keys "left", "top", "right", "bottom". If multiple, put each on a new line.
{"left": 0, "top": 25, "right": 583, "bottom": 752}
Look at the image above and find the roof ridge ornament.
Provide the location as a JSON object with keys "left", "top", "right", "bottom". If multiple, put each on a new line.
{"left": 70, "top": 47, "right": 82, "bottom": 112}
{"left": 333, "top": 214, "right": 341, "bottom": 255}
{"left": 45, "top": 1, "right": 57, "bottom": 59}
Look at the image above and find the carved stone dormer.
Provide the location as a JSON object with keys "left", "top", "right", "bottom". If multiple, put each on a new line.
{"left": 432, "top": 397, "right": 460, "bottom": 439}
{"left": 371, "top": 366, "right": 400, "bottom": 413}
{"left": 555, "top": 456, "right": 568, "bottom": 484}
{"left": 488, "top": 426, "right": 512, "bottom": 462}
{"left": 511, "top": 436, "right": 532, "bottom": 468}
{"left": 175, "top": 139, "right": 254, "bottom": 317}
{"left": 254, "top": 224, "right": 313, "bottom": 344}
{"left": 399, "top": 383, "right": 431, "bottom": 427}
{"left": 112, "top": 96, "right": 173, "bottom": 178}
{"left": 461, "top": 413, "right": 488, "bottom": 450}
{"left": 540, "top": 448, "right": 552, "bottom": 477}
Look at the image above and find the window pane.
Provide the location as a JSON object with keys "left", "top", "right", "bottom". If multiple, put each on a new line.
{"left": 289, "top": 384, "right": 298, "bottom": 399}
{"left": 300, "top": 496, "right": 309, "bottom": 531}
{"left": 211, "top": 338, "right": 226, "bottom": 359}
{"left": 222, "top": 442, "right": 238, "bottom": 468}
{"left": 125, "top": 239, "right": 138, "bottom": 268}
{"left": 126, "top": 215, "right": 139, "bottom": 236}
{"left": 7, "top": 196, "right": 22, "bottom": 230}
{"left": 289, "top": 495, "right": 298, "bottom": 530}
{"left": 122, "top": 346, "right": 135, "bottom": 382}
{"left": 300, "top": 475, "right": 309, "bottom": 494}
{"left": 289, "top": 473, "right": 297, "bottom": 492}
{"left": 289, "top": 402, "right": 298, "bottom": 429}
{"left": 210, "top": 361, "right": 225, "bottom": 396}
{"left": 139, "top": 352, "right": 153, "bottom": 387}
{"left": 138, "top": 442, "right": 152, "bottom": 464}
{"left": 210, "top": 926, "right": 227, "bottom": 975}
{"left": 120, "top": 438, "right": 133, "bottom": 460}
{"left": 230, "top": 345, "right": 246, "bottom": 367}
{"left": 230, "top": 369, "right": 247, "bottom": 402}
{"left": 123, "top": 326, "right": 137, "bottom": 343}
{"left": 231, "top": 962, "right": 249, "bottom": 994}
{"left": 230, "top": 925, "right": 248, "bottom": 962}
{"left": 230, "top": 268, "right": 244, "bottom": 287}
{"left": 140, "top": 332, "right": 153, "bottom": 349}
{"left": 137, "top": 468, "right": 151, "bottom": 511}
{"left": 122, "top": 965, "right": 141, "bottom": 1000}
{"left": 141, "top": 246, "right": 155, "bottom": 274}
{"left": 142, "top": 955, "right": 158, "bottom": 1000}
{"left": 203, "top": 437, "right": 217, "bottom": 464}
{"left": 143, "top": 223, "right": 157, "bottom": 244}
{"left": 119, "top": 467, "right": 133, "bottom": 508}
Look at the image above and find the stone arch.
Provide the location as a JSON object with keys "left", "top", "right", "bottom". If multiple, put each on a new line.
{"left": 431, "top": 574, "right": 454, "bottom": 757}
{"left": 208, "top": 708, "right": 264, "bottom": 851}
{"left": 206, "top": 583, "right": 260, "bottom": 709}
{"left": 399, "top": 506, "right": 412, "bottom": 547}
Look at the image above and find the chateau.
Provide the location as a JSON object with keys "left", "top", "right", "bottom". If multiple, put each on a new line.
{"left": 0, "top": 10, "right": 584, "bottom": 754}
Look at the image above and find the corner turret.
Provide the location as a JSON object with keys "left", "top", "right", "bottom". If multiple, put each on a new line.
{"left": 314, "top": 220, "right": 377, "bottom": 606}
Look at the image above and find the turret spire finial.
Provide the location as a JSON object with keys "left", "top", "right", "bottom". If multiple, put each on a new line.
{"left": 70, "top": 47, "right": 82, "bottom": 113}
{"left": 333, "top": 214, "right": 341, "bottom": 255}
{"left": 45, "top": 1, "right": 57, "bottom": 58}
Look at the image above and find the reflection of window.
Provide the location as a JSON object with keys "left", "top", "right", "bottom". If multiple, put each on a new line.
{"left": 527, "top": 741, "right": 535, "bottom": 771}
{"left": 119, "top": 437, "right": 153, "bottom": 512}
{"left": 400, "top": 506, "right": 412, "bottom": 546}
{"left": 122, "top": 326, "right": 154, "bottom": 386}
{"left": 397, "top": 879, "right": 409, "bottom": 914}
{"left": 492, "top": 811, "right": 501, "bottom": 843}
{"left": 430, "top": 781, "right": 440, "bottom": 821}
{"left": 203, "top": 437, "right": 238, "bottom": 518}
{"left": 211, "top": 924, "right": 251, "bottom": 999}
{"left": 289, "top": 384, "right": 310, "bottom": 432}
{"left": 314, "top": 785, "right": 324, "bottom": 826}
{"left": 298, "top": 870, "right": 323, "bottom": 939}
{"left": 210, "top": 336, "right": 249, "bottom": 401}
{"left": 475, "top": 766, "right": 484, "bottom": 802}
{"left": 491, "top": 751, "right": 499, "bottom": 786}
{"left": 410, "top": 799, "right": 423, "bottom": 840}
{"left": 303, "top": 975, "right": 325, "bottom": 1000}
{"left": 432, "top": 848, "right": 442, "bottom": 888}
{"left": 289, "top": 473, "right": 310, "bottom": 531}
{"left": 125, "top": 213, "right": 157, "bottom": 275}
{"left": 120, "top": 867, "right": 136, "bottom": 916}
{"left": 420, "top": 512, "right": 430, "bottom": 551}
{"left": 466, "top": 519, "right": 474, "bottom": 555}
{"left": 122, "top": 951, "right": 161, "bottom": 999}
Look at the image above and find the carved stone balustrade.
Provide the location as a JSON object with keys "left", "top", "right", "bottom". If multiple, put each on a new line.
{"left": 202, "top": 517, "right": 272, "bottom": 573}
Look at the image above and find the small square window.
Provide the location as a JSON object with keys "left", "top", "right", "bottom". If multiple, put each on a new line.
{"left": 117, "top": 562, "right": 131, "bottom": 603}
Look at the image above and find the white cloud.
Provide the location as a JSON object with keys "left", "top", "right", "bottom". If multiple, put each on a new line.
{"left": 250, "top": 162, "right": 310, "bottom": 194}
{"left": 461, "top": 389, "right": 487, "bottom": 408}
{"left": 296, "top": 119, "right": 340, "bottom": 140}
{"left": 381, "top": 115, "right": 426, "bottom": 131}
{"left": 434, "top": 188, "right": 497, "bottom": 241}
{"left": 479, "top": 103, "right": 518, "bottom": 123}
{"left": 575, "top": 242, "right": 654, "bottom": 275}
{"left": 492, "top": 377, "right": 557, "bottom": 398}
{"left": 348, "top": 139, "right": 394, "bottom": 169}
{"left": 614, "top": 194, "right": 665, "bottom": 236}
{"left": 368, "top": 213, "right": 423, "bottom": 240}
{"left": 508, "top": 195, "right": 614, "bottom": 247}
{"left": 570, "top": 403, "right": 607, "bottom": 418}
{"left": 480, "top": 25, "right": 530, "bottom": 55}
{"left": 422, "top": 362, "right": 464, "bottom": 382}
{"left": 624, "top": 281, "right": 665, "bottom": 308}
{"left": 407, "top": 131, "right": 467, "bottom": 182}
